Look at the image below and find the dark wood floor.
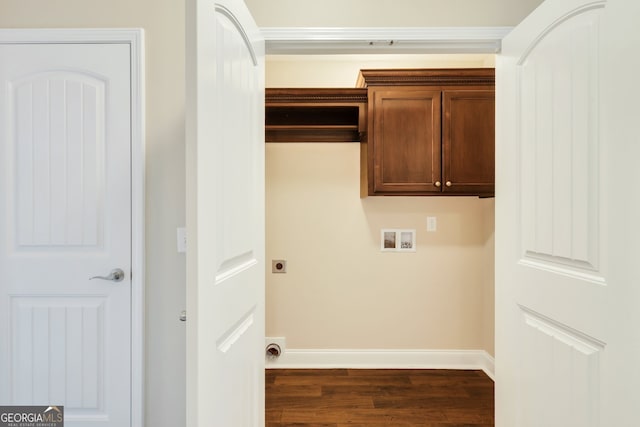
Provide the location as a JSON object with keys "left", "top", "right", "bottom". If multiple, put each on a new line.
{"left": 266, "top": 369, "right": 494, "bottom": 426}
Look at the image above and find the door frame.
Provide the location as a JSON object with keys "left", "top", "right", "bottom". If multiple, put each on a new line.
{"left": 260, "top": 28, "right": 505, "bottom": 379}
{"left": 261, "top": 27, "right": 512, "bottom": 54}
{"left": 0, "top": 28, "right": 146, "bottom": 427}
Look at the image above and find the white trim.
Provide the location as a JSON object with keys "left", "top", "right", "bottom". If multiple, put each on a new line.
{"left": 478, "top": 351, "right": 495, "bottom": 381}
{"left": 262, "top": 27, "right": 513, "bottom": 54}
{"left": 0, "top": 28, "right": 146, "bottom": 427}
{"left": 266, "top": 348, "right": 495, "bottom": 380}
{"left": 0, "top": 28, "right": 145, "bottom": 44}
{"left": 128, "top": 29, "right": 146, "bottom": 427}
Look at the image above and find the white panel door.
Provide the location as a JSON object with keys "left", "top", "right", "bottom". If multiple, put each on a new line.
{"left": 186, "top": 0, "right": 265, "bottom": 425}
{"left": 0, "top": 43, "right": 132, "bottom": 426}
{"left": 497, "top": 0, "right": 640, "bottom": 425}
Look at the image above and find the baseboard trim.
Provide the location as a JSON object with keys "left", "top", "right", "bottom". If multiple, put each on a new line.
{"left": 267, "top": 349, "right": 495, "bottom": 380}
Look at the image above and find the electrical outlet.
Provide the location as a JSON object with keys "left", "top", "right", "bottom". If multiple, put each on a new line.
{"left": 272, "top": 260, "right": 287, "bottom": 273}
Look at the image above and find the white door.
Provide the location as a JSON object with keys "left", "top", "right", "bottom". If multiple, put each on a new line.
{"left": 0, "top": 43, "right": 133, "bottom": 426}
{"left": 185, "top": 0, "right": 265, "bottom": 425}
{"left": 496, "top": 0, "right": 640, "bottom": 425}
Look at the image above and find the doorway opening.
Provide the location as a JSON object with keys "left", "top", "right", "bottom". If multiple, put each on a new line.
{"left": 264, "top": 53, "right": 496, "bottom": 372}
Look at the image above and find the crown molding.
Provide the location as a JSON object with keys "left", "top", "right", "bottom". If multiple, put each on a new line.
{"left": 266, "top": 88, "right": 368, "bottom": 103}
{"left": 356, "top": 68, "right": 495, "bottom": 87}
{"left": 262, "top": 27, "right": 512, "bottom": 55}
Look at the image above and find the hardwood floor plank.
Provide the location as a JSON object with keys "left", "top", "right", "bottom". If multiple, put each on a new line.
{"left": 266, "top": 409, "right": 282, "bottom": 424}
{"left": 281, "top": 408, "right": 448, "bottom": 424}
{"left": 266, "top": 385, "right": 323, "bottom": 397}
{"left": 274, "top": 375, "right": 412, "bottom": 387}
{"left": 270, "top": 369, "right": 349, "bottom": 377}
{"left": 267, "top": 395, "right": 375, "bottom": 410}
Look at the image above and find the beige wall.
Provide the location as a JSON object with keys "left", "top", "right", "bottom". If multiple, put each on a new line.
{"left": 0, "top": 1, "right": 186, "bottom": 426}
{"left": 246, "top": 0, "right": 544, "bottom": 27}
{"left": 267, "top": 54, "right": 494, "bottom": 87}
{"left": 266, "top": 55, "right": 495, "bottom": 355}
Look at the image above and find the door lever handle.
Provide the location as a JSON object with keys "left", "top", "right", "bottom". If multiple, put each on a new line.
{"left": 90, "top": 268, "right": 125, "bottom": 282}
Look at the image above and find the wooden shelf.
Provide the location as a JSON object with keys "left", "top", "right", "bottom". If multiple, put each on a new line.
{"left": 265, "top": 88, "right": 367, "bottom": 142}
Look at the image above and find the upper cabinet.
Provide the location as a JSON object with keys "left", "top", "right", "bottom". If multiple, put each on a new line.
{"left": 357, "top": 68, "right": 495, "bottom": 197}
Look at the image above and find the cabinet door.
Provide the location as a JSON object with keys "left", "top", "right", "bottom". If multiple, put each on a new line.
{"left": 371, "top": 88, "right": 441, "bottom": 194}
{"left": 442, "top": 90, "right": 495, "bottom": 195}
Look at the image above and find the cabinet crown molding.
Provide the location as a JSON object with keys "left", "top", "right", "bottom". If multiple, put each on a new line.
{"left": 266, "top": 88, "right": 367, "bottom": 104}
{"left": 357, "top": 68, "right": 495, "bottom": 87}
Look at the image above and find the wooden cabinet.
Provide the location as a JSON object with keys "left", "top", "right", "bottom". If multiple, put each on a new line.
{"left": 358, "top": 69, "right": 495, "bottom": 197}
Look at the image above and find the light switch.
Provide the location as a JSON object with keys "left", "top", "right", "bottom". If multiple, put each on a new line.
{"left": 177, "top": 227, "right": 187, "bottom": 253}
{"left": 427, "top": 217, "right": 437, "bottom": 232}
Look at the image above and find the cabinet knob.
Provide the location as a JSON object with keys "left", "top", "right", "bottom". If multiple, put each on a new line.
{"left": 434, "top": 181, "right": 441, "bottom": 187}
{"left": 445, "top": 181, "right": 452, "bottom": 187}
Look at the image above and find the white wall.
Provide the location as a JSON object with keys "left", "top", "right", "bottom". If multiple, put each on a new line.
{"left": 266, "top": 54, "right": 496, "bottom": 357}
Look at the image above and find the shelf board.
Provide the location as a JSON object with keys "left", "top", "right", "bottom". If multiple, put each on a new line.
{"left": 266, "top": 88, "right": 367, "bottom": 143}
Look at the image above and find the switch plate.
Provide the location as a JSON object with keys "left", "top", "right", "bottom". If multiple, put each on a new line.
{"left": 177, "top": 227, "right": 187, "bottom": 253}
{"left": 272, "top": 260, "right": 287, "bottom": 273}
{"left": 427, "top": 217, "right": 437, "bottom": 232}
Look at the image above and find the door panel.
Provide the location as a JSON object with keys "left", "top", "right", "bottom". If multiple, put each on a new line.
{"left": 13, "top": 72, "right": 106, "bottom": 249}
{"left": 0, "top": 43, "right": 131, "bottom": 426}
{"left": 372, "top": 88, "right": 441, "bottom": 194}
{"left": 518, "top": 6, "right": 600, "bottom": 272}
{"left": 11, "top": 297, "right": 107, "bottom": 409}
{"left": 518, "top": 306, "right": 603, "bottom": 427}
{"left": 186, "top": 0, "right": 265, "bottom": 425}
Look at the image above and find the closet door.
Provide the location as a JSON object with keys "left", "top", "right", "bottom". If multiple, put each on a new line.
{"left": 496, "top": 0, "right": 640, "bottom": 425}
{"left": 185, "top": 0, "right": 266, "bottom": 425}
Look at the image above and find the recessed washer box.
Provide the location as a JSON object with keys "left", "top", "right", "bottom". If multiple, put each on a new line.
{"left": 381, "top": 229, "right": 416, "bottom": 252}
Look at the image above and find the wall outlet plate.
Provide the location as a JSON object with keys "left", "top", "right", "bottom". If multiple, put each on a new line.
{"left": 272, "top": 260, "right": 287, "bottom": 273}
